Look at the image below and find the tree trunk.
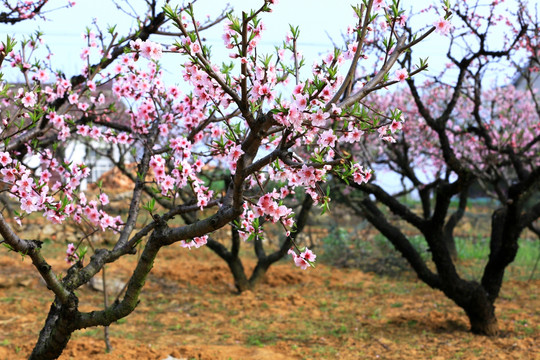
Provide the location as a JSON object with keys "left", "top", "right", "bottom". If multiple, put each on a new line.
{"left": 434, "top": 267, "right": 500, "bottom": 337}
{"left": 30, "top": 231, "right": 165, "bottom": 359}
{"left": 466, "top": 306, "right": 498, "bottom": 336}
{"left": 459, "top": 283, "right": 499, "bottom": 336}
{"left": 442, "top": 231, "right": 458, "bottom": 261}
{"left": 248, "top": 261, "right": 270, "bottom": 289}
{"left": 226, "top": 254, "right": 271, "bottom": 292}
{"left": 226, "top": 256, "right": 252, "bottom": 292}
{"left": 30, "top": 297, "right": 77, "bottom": 360}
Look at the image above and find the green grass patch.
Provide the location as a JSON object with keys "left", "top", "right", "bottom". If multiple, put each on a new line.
{"left": 319, "top": 223, "right": 539, "bottom": 281}
{"left": 245, "top": 331, "right": 278, "bottom": 347}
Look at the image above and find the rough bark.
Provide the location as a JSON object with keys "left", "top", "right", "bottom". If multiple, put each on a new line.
{"left": 29, "top": 297, "right": 78, "bottom": 360}
{"left": 462, "top": 288, "right": 498, "bottom": 336}
{"left": 481, "top": 206, "right": 521, "bottom": 303}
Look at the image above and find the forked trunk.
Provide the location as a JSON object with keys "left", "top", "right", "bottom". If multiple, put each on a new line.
{"left": 227, "top": 256, "right": 270, "bottom": 292}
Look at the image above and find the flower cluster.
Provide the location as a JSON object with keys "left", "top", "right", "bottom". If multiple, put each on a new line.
{"left": 0, "top": 146, "right": 122, "bottom": 231}
{"left": 130, "top": 39, "right": 163, "bottom": 61}
{"left": 180, "top": 235, "right": 208, "bottom": 249}
{"left": 65, "top": 243, "right": 79, "bottom": 265}
{"left": 288, "top": 248, "right": 316, "bottom": 270}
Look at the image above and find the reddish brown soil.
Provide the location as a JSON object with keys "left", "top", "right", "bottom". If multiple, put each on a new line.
{"left": 0, "top": 243, "right": 538, "bottom": 360}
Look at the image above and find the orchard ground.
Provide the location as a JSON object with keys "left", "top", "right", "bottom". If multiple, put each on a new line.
{"left": 0, "top": 231, "right": 538, "bottom": 358}
{"left": 0, "top": 174, "right": 538, "bottom": 360}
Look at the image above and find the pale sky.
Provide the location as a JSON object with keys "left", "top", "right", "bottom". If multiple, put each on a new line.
{"left": 0, "top": 0, "right": 449, "bottom": 83}
{"left": 0, "top": 0, "right": 530, "bottom": 193}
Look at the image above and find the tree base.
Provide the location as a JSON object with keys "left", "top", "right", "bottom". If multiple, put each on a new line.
{"left": 470, "top": 317, "right": 499, "bottom": 336}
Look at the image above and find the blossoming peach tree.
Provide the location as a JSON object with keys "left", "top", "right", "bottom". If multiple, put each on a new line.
{"left": 336, "top": 0, "right": 539, "bottom": 336}
{"left": 0, "top": 0, "right": 446, "bottom": 358}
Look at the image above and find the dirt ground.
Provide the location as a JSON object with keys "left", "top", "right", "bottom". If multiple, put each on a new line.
{"left": 0, "top": 241, "right": 538, "bottom": 360}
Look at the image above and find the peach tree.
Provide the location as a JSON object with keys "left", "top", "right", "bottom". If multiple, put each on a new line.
{"left": 337, "top": 0, "right": 539, "bottom": 336}
{"left": 0, "top": 0, "right": 442, "bottom": 358}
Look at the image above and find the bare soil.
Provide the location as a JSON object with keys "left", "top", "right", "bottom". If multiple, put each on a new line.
{"left": 0, "top": 242, "right": 538, "bottom": 360}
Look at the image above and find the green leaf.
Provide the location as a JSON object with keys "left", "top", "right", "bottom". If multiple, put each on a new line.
{"left": 143, "top": 198, "right": 156, "bottom": 213}
{"left": 2, "top": 243, "right": 15, "bottom": 251}
{"left": 289, "top": 24, "right": 300, "bottom": 39}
